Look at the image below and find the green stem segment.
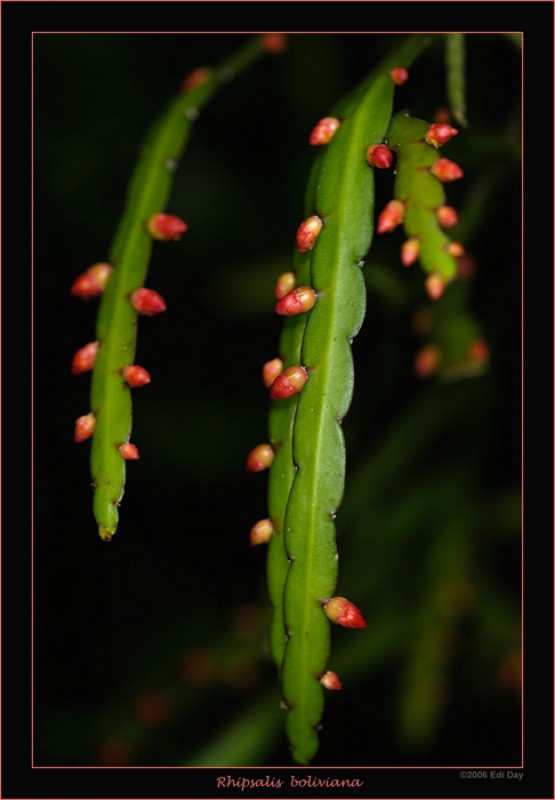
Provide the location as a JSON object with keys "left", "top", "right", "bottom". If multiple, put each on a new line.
{"left": 272, "top": 36, "right": 429, "bottom": 765}
{"left": 89, "top": 37, "right": 268, "bottom": 540}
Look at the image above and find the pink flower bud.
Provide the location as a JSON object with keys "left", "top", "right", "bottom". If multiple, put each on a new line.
{"left": 262, "top": 358, "right": 283, "bottom": 388}
{"left": 147, "top": 213, "right": 188, "bottom": 241}
{"left": 377, "top": 199, "right": 405, "bottom": 234}
{"left": 261, "top": 33, "right": 288, "bottom": 53}
{"left": 250, "top": 518, "right": 274, "bottom": 546}
{"left": 401, "top": 238, "right": 420, "bottom": 267}
{"left": 71, "top": 262, "right": 112, "bottom": 298}
{"left": 436, "top": 206, "right": 459, "bottom": 228}
{"left": 320, "top": 671, "right": 343, "bottom": 690}
{"left": 390, "top": 66, "right": 409, "bottom": 85}
{"left": 309, "top": 117, "right": 341, "bottom": 146}
{"left": 274, "top": 271, "right": 296, "bottom": 300}
{"left": 446, "top": 241, "right": 465, "bottom": 258}
{"left": 425, "top": 123, "right": 459, "bottom": 148}
{"left": 180, "top": 66, "right": 213, "bottom": 92}
{"left": 275, "top": 286, "right": 317, "bottom": 316}
{"left": 430, "top": 158, "right": 464, "bottom": 182}
{"left": 130, "top": 288, "right": 167, "bottom": 315}
{"left": 270, "top": 365, "right": 308, "bottom": 400}
{"left": 366, "top": 144, "right": 394, "bottom": 169}
{"left": 74, "top": 412, "right": 96, "bottom": 443}
{"left": 119, "top": 443, "right": 140, "bottom": 460}
{"left": 296, "top": 215, "right": 323, "bottom": 253}
{"left": 123, "top": 365, "right": 151, "bottom": 387}
{"left": 323, "top": 596, "right": 368, "bottom": 629}
{"left": 71, "top": 341, "right": 99, "bottom": 374}
{"left": 413, "top": 344, "right": 442, "bottom": 377}
{"left": 467, "top": 339, "right": 490, "bottom": 362}
{"left": 425, "top": 273, "right": 446, "bottom": 301}
{"left": 245, "top": 443, "right": 274, "bottom": 472}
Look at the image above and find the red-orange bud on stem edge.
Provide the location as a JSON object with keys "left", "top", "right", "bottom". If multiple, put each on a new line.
{"left": 436, "top": 206, "right": 459, "bottom": 228}
{"left": 274, "top": 272, "right": 296, "bottom": 300}
{"left": 320, "top": 671, "right": 343, "bottom": 690}
{"left": 270, "top": 365, "right": 308, "bottom": 400}
{"left": 262, "top": 358, "right": 283, "bottom": 388}
{"left": 74, "top": 413, "right": 96, "bottom": 443}
{"left": 71, "top": 263, "right": 112, "bottom": 298}
{"left": 366, "top": 144, "right": 394, "bottom": 169}
{"left": 245, "top": 443, "right": 274, "bottom": 472}
{"left": 123, "top": 365, "right": 151, "bottom": 387}
{"left": 119, "top": 443, "right": 140, "bottom": 460}
{"left": 250, "top": 519, "right": 274, "bottom": 546}
{"left": 425, "top": 123, "right": 459, "bottom": 148}
{"left": 430, "top": 158, "right": 464, "bottom": 182}
{"left": 147, "top": 213, "right": 188, "bottom": 241}
{"left": 296, "top": 215, "right": 323, "bottom": 253}
{"left": 323, "top": 596, "right": 368, "bottom": 629}
{"left": 275, "top": 286, "right": 317, "bottom": 316}
{"left": 130, "top": 288, "right": 167, "bottom": 316}
{"left": 390, "top": 66, "right": 409, "bottom": 85}
{"left": 377, "top": 200, "right": 405, "bottom": 234}
{"left": 71, "top": 341, "right": 99, "bottom": 374}
{"left": 401, "top": 239, "right": 420, "bottom": 267}
{"left": 309, "top": 117, "right": 341, "bottom": 146}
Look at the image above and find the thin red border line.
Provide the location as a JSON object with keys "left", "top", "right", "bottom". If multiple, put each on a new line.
{"left": 30, "top": 30, "right": 524, "bottom": 773}
{"left": 31, "top": 29, "right": 524, "bottom": 33}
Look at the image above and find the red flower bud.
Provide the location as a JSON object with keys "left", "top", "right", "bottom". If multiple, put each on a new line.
{"left": 123, "top": 365, "right": 151, "bottom": 387}
{"left": 119, "top": 443, "right": 140, "bottom": 460}
{"left": 446, "top": 241, "right": 465, "bottom": 258}
{"left": 74, "top": 412, "right": 96, "bottom": 443}
{"left": 71, "top": 341, "right": 99, "bottom": 374}
{"left": 245, "top": 443, "right": 274, "bottom": 472}
{"left": 323, "top": 596, "right": 368, "bottom": 629}
{"left": 261, "top": 33, "right": 288, "bottom": 53}
{"left": 413, "top": 344, "right": 442, "bottom": 378}
{"left": 262, "top": 358, "right": 283, "bottom": 388}
{"left": 250, "top": 519, "right": 274, "bottom": 546}
{"left": 430, "top": 158, "right": 464, "bottom": 182}
{"left": 425, "top": 273, "right": 446, "bottom": 301}
{"left": 71, "top": 262, "right": 112, "bottom": 298}
{"left": 467, "top": 339, "right": 490, "bottom": 362}
{"left": 275, "top": 286, "right": 317, "bottom": 316}
{"left": 147, "top": 212, "right": 188, "bottom": 241}
{"left": 401, "top": 238, "right": 420, "bottom": 267}
{"left": 436, "top": 205, "right": 459, "bottom": 228}
{"left": 366, "top": 144, "right": 394, "bottom": 169}
{"left": 274, "top": 271, "right": 296, "bottom": 300}
{"left": 309, "top": 117, "right": 341, "bottom": 146}
{"left": 180, "top": 66, "right": 213, "bottom": 92}
{"left": 425, "top": 123, "right": 459, "bottom": 149}
{"left": 296, "top": 215, "right": 323, "bottom": 253}
{"left": 320, "top": 671, "right": 343, "bottom": 690}
{"left": 130, "top": 288, "right": 167, "bottom": 315}
{"left": 390, "top": 66, "right": 409, "bottom": 85}
{"left": 270, "top": 365, "right": 308, "bottom": 399}
{"left": 377, "top": 199, "right": 405, "bottom": 234}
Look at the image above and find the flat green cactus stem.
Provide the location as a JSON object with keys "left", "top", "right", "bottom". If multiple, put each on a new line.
{"left": 74, "top": 36, "right": 271, "bottom": 541}
{"left": 262, "top": 35, "right": 430, "bottom": 765}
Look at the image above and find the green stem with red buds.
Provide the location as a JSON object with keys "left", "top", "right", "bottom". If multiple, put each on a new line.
{"left": 86, "top": 36, "right": 270, "bottom": 541}
{"left": 265, "top": 35, "right": 429, "bottom": 765}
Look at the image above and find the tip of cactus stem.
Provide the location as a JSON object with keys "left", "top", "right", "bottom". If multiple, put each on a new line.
{"left": 270, "top": 365, "right": 308, "bottom": 399}
{"left": 74, "top": 412, "right": 96, "bottom": 443}
{"left": 366, "top": 144, "right": 394, "bottom": 169}
{"left": 296, "top": 215, "right": 323, "bottom": 253}
{"left": 99, "top": 528, "right": 114, "bottom": 542}
{"left": 425, "top": 123, "right": 459, "bottom": 149}
{"left": 274, "top": 271, "right": 296, "bottom": 300}
{"left": 119, "top": 442, "right": 140, "bottom": 460}
{"left": 245, "top": 443, "right": 274, "bottom": 472}
{"left": 377, "top": 200, "right": 405, "bottom": 234}
{"left": 401, "top": 238, "right": 420, "bottom": 267}
{"left": 430, "top": 158, "right": 464, "bottom": 182}
{"left": 262, "top": 358, "right": 283, "bottom": 388}
{"left": 261, "top": 33, "right": 288, "bottom": 53}
{"left": 275, "top": 286, "right": 317, "bottom": 316}
{"left": 425, "top": 273, "right": 446, "bottom": 301}
{"left": 147, "top": 212, "right": 188, "bottom": 241}
{"left": 323, "top": 596, "right": 368, "bottom": 629}
{"left": 446, "top": 241, "right": 465, "bottom": 258}
{"left": 71, "top": 262, "right": 112, "bottom": 297}
{"left": 71, "top": 341, "right": 99, "bottom": 374}
{"left": 390, "top": 66, "right": 409, "bottom": 85}
{"left": 123, "top": 365, "right": 151, "bottom": 388}
{"left": 250, "top": 518, "right": 274, "bottom": 546}
{"left": 413, "top": 344, "right": 442, "bottom": 377}
{"left": 309, "top": 117, "right": 341, "bottom": 146}
{"left": 436, "top": 205, "right": 459, "bottom": 228}
{"left": 320, "top": 671, "right": 343, "bottom": 691}
{"left": 180, "top": 66, "right": 213, "bottom": 92}
{"left": 130, "top": 288, "right": 167, "bottom": 315}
